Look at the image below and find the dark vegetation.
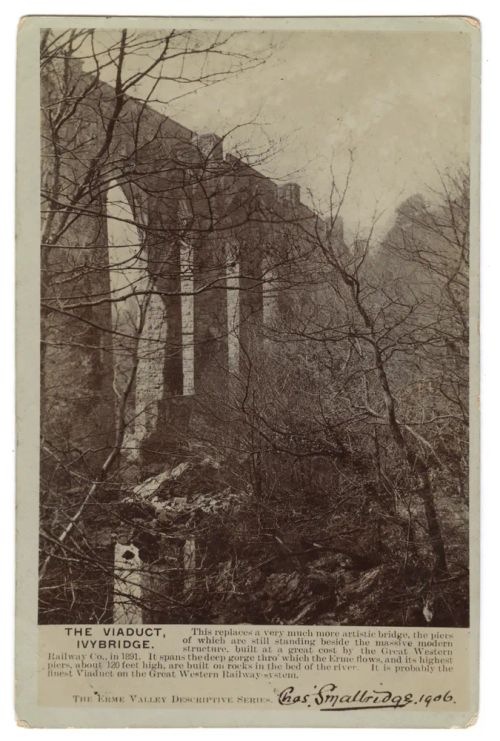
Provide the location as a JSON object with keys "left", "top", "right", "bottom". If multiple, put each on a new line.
{"left": 39, "top": 29, "right": 469, "bottom": 627}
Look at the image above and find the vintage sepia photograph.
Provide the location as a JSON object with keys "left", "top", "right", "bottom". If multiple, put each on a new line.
{"left": 39, "top": 23, "right": 471, "bottom": 629}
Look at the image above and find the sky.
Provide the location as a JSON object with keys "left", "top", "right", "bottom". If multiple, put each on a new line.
{"left": 81, "top": 27, "right": 472, "bottom": 240}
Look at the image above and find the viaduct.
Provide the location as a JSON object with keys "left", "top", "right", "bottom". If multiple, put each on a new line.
{"left": 41, "top": 59, "right": 327, "bottom": 474}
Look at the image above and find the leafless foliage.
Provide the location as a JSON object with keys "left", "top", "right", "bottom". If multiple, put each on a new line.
{"left": 39, "top": 30, "right": 469, "bottom": 627}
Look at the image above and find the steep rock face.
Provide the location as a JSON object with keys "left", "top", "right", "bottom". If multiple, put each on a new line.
{"left": 48, "top": 450, "right": 467, "bottom": 626}
{"left": 99, "top": 459, "right": 403, "bottom": 625}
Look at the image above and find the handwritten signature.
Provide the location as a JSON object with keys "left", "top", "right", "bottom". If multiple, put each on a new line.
{"left": 277, "top": 684, "right": 455, "bottom": 711}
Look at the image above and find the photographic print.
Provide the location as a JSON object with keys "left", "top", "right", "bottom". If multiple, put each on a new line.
{"left": 37, "top": 21, "right": 474, "bottom": 630}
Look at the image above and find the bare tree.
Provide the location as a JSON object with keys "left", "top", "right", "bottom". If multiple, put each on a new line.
{"left": 38, "top": 31, "right": 469, "bottom": 627}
